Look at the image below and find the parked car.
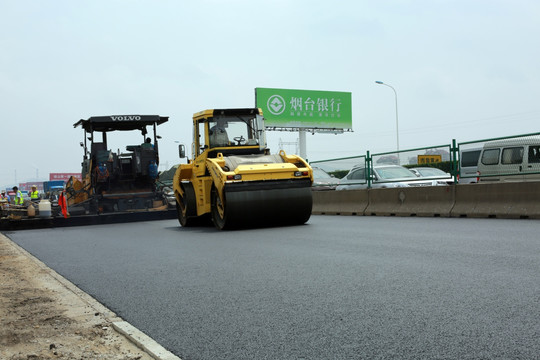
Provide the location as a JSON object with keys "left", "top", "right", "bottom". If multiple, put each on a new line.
{"left": 459, "top": 147, "right": 482, "bottom": 184}
{"left": 478, "top": 136, "right": 540, "bottom": 182}
{"left": 409, "top": 167, "right": 454, "bottom": 185}
{"left": 336, "top": 165, "right": 438, "bottom": 190}
{"left": 312, "top": 167, "right": 340, "bottom": 191}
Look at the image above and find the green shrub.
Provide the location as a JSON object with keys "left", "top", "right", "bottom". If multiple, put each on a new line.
{"left": 328, "top": 170, "right": 349, "bottom": 179}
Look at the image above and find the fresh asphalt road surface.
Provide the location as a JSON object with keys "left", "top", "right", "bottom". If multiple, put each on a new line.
{"left": 6, "top": 216, "right": 540, "bottom": 360}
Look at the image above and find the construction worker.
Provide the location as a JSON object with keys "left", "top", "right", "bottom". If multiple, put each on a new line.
{"left": 209, "top": 120, "right": 229, "bottom": 147}
{"left": 29, "top": 185, "right": 40, "bottom": 202}
{"left": 141, "top": 137, "right": 154, "bottom": 149}
{"left": 1, "top": 190, "right": 9, "bottom": 209}
{"left": 0, "top": 190, "right": 9, "bottom": 202}
{"left": 12, "top": 186, "right": 24, "bottom": 206}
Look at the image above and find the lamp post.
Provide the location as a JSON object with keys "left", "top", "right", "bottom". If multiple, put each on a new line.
{"left": 375, "top": 81, "right": 400, "bottom": 160}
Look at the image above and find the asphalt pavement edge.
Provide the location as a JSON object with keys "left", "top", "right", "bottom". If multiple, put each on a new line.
{"left": 113, "top": 321, "right": 182, "bottom": 360}
{"left": 1, "top": 233, "right": 182, "bottom": 360}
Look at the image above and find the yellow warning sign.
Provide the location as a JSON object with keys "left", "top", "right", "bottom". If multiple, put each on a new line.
{"left": 418, "top": 155, "right": 442, "bottom": 164}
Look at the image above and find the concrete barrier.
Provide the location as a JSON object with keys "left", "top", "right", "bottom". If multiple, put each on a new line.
{"left": 365, "top": 186, "right": 455, "bottom": 217}
{"left": 312, "top": 182, "right": 540, "bottom": 219}
{"left": 450, "top": 182, "right": 540, "bottom": 219}
{"left": 311, "top": 190, "right": 368, "bottom": 215}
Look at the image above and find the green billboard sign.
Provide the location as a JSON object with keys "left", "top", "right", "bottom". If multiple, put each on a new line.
{"left": 255, "top": 87, "right": 352, "bottom": 130}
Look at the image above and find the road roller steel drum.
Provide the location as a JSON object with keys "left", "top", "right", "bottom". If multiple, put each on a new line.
{"left": 215, "top": 179, "right": 312, "bottom": 229}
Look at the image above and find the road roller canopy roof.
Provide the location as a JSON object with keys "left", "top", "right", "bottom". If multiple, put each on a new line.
{"left": 74, "top": 115, "right": 169, "bottom": 132}
{"left": 193, "top": 108, "right": 262, "bottom": 122}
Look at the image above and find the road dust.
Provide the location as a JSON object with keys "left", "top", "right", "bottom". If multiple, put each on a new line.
{"left": 0, "top": 233, "right": 154, "bottom": 360}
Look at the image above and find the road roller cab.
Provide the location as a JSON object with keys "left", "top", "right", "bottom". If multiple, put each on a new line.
{"left": 174, "top": 108, "right": 313, "bottom": 230}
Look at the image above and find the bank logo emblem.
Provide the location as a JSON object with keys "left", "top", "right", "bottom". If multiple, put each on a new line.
{"left": 267, "top": 95, "right": 286, "bottom": 115}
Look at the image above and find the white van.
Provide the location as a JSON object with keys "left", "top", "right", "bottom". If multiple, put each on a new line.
{"left": 477, "top": 136, "right": 540, "bottom": 182}
{"left": 458, "top": 147, "right": 482, "bottom": 184}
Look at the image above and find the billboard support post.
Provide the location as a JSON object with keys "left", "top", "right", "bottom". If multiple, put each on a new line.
{"left": 299, "top": 129, "right": 307, "bottom": 160}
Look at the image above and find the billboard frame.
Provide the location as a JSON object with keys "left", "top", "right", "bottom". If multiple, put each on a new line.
{"left": 255, "top": 87, "right": 352, "bottom": 133}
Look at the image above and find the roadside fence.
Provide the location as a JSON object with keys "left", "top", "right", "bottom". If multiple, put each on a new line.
{"left": 310, "top": 131, "right": 540, "bottom": 188}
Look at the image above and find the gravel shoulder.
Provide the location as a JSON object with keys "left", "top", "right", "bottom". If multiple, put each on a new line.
{"left": 0, "top": 232, "right": 158, "bottom": 360}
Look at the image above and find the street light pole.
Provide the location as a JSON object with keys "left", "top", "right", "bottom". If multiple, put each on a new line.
{"left": 375, "top": 81, "right": 400, "bottom": 158}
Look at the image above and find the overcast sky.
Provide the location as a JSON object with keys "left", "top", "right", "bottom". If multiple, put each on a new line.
{"left": 1, "top": 0, "right": 539, "bottom": 187}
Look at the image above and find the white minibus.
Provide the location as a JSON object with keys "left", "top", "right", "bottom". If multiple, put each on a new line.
{"left": 478, "top": 136, "right": 540, "bottom": 182}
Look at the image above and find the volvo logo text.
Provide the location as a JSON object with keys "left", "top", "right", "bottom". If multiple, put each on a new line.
{"left": 110, "top": 116, "right": 141, "bottom": 121}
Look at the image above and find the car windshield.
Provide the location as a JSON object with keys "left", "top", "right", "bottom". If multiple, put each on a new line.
{"left": 313, "top": 168, "right": 332, "bottom": 179}
{"left": 416, "top": 168, "right": 446, "bottom": 177}
{"left": 376, "top": 167, "right": 416, "bottom": 180}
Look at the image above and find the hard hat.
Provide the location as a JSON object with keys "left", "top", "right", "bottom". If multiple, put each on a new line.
{"left": 32, "top": 185, "right": 37, "bottom": 188}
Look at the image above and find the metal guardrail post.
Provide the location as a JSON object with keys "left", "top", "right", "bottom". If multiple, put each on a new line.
{"left": 451, "top": 139, "right": 458, "bottom": 183}
{"left": 366, "top": 151, "right": 372, "bottom": 189}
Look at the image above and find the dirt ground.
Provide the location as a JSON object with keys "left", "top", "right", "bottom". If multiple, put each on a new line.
{"left": 0, "top": 233, "right": 156, "bottom": 360}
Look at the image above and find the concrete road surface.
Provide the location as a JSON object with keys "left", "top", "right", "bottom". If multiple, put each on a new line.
{"left": 7, "top": 216, "right": 540, "bottom": 359}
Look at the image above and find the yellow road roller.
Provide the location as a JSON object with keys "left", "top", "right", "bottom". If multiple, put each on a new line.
{"left": 173, "top": 108, "right": 313, "bottom": 230}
